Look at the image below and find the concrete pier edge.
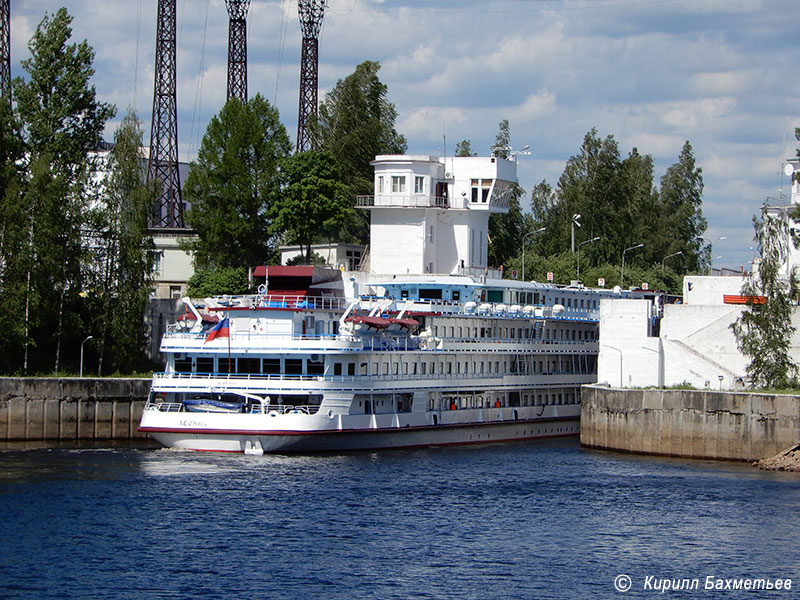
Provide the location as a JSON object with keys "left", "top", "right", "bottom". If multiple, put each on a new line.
{"left": 580, "top": 384, "right": 800, "bottom": 462}
{"left": 0, "top": 377, "right": 151, "bottom": 442}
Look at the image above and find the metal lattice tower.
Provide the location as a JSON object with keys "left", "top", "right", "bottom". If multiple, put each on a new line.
{"left": 225, "top": 0, "right": 250, "bottom": 103}
{"left": 296, "top": 0, "right": 325, "bottom": 153}
{"left": 1, "top": 0, "right": 10, "bottom": 100}
{"left": 147, "top": 0, "right": 184, "bottom": 229}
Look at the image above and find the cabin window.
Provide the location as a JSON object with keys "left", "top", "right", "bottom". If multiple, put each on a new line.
{"left": 471, "top": 179, "right": 479, "bottom": 202}
{"left": 415, "top": 176, "right": 424, "bottom": 194}
{"left": 238, "top": 357, "right": 261, "bottom": 374}
{"left": 392, "top": 175, "right": 406, "bottom": 193}
{"left": 421, "top": 363, "right": 427, "bottom": 375}
{"left": 174, "top": 356, "right": 191, "bottom": 373}
{"left": 308, "top": 357, "right": 324, "bottom": 376}
{"left": 285, "top": 359, "right": 302, "bottom": 375}
{"left": 419, "top": 288, "right": 443, "bottom": 300}
{"left": 263, "top": 359, "right": 280, "bottom": 374}
{"left": 196, "top": 357, "right": 214, "bottom": 374}
{"left": 360, "top": 362, "right": 368, "bottom": 375}
{"left": 482, "top": 180, "right": 491, "bottom": 202}
{"left": 373, "top": 362, "right": 378, "bottom": 375}
{"left": 378, "top": 175, "right": 384, "bottom": 193}
{"left": 348, "top": 363, "right": 356, "bottom": 376}
{"left": 383, "top": 362, "right": 389, "bottom": 375}
{"left": 334, "top": 363, "right": 343, "bottom": 376}
{"left": 452, "top": 290, "right": 460, "bottom": 301}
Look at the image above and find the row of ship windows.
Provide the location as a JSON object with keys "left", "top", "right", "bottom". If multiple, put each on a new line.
{"left": 429, "top": 323, "right": 596, "bottom": 341}
{"left": 511, "top": 293, "right": 600, "bottom": 310}
{"left": 334, "top": 353, "right": 597, "bottom": 377}
{"left": 172, "top": 354, "right": 597, "bottom": 377}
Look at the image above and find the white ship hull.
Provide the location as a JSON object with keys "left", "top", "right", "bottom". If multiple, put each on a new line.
{"left": 140, "top": 404, "right": 580, "bottom": 453}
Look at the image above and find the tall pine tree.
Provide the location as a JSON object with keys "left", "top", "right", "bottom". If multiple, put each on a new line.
{"left": 9, "top": 8, "right": 114, "bottom": 373}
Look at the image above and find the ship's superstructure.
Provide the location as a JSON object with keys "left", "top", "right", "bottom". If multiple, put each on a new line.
{"left": 140, "top": 153, "right": 622, "bottom": 453}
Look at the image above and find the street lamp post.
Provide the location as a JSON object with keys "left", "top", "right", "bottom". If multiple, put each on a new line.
{"left": 80, "top": 336, "right": 93, "bottom": 378}
{"left": 576, "top": 236, "right": 600, "bottom": 281}
{"left": 661, "top": 251, "right": 683, "bottom": 271}
{"left": 699, "top": 236, "right": 727, "bottom": 272}
{"left": 571, "top": 214, "right": 581, "bottom": 253}
{"left": 522, "top": 227, "right": 546, "bottom": 281}
{"left": 621, "top": 243, "right": 644, "bottom": 289}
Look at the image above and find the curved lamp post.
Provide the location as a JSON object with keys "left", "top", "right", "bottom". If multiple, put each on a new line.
{"left": 521, "top": 227, "right": 546, "bottom": 281}
{"left": 661, "top": 250, "right": 683, "bottom": 271}
{"left": 80, "top": 336, "right": 93, "bottom": 378}
{"left": 576, "top": 236, "right": 600, "bottom": 281}
{"left": 621, "top": 243, "right": 644, "bottom": 289}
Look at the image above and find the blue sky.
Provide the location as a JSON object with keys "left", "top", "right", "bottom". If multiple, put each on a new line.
{"left": 9, "top": 0, "right": 800, "bottom": 271}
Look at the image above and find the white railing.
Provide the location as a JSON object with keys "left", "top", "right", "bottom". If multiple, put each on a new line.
{"left": 356, "top": 194, "right": 454, "bottom": 209}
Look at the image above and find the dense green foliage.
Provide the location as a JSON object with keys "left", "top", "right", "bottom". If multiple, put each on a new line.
{"left": 488, "top": 121, "right": 528, "bottom": 267}
{"left": 87, "top": 110, "right": 159, "bottom": 374}
{"left": 730, "top": 207, "right": 799, "bottom": 388}
{"left": 309, "top": 61, "right": 407, "bottom": 243}
{"left": 0, "top": 9, "right": 120, "bottom": 374}
{"left": 182, "top": 95, "right": 292, "bottom": 269}
{"left": 271, "top": 151, "right": 353, "bottom": 262}
{"left": 518, "top": 129, "right": 707, "bottom": 292}
{"left": 187, "top": 267, "right": 250, "bottom": 297}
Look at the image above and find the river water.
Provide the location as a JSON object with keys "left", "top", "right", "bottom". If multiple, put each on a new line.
{"left": 1, "top": 438, "right": 799, "bottom": 599}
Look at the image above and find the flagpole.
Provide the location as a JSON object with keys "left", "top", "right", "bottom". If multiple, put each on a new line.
{"left": 227, "top": 311, "right": 232, "bottom": 374}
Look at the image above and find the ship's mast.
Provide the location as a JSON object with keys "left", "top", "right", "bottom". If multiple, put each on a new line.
{"left": 296, "top": 0, "right": 325, "bottom": 153}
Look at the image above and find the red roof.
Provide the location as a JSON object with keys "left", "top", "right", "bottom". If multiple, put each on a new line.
{"left": 724, "top": 294, "right": 766, "bottom": 305}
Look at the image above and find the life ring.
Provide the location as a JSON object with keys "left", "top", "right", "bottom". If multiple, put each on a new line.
{"left": 257, "top": 283, "right": 267, "bottom": 295}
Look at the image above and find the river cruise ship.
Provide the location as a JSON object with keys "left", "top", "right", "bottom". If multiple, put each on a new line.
{"left": 140, "top": 152, "right": 622, "bottom": 453}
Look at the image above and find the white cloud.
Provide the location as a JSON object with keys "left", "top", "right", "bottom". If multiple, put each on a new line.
{"left": 5, "top": 0, "right": 800, "bottom": 270}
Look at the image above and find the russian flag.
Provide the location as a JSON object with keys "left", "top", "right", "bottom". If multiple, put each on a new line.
{"left": 205, "top": 317, "right": 230, "bottom": 342}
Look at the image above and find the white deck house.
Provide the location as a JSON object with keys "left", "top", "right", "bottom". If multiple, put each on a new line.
{"left": 357, "top": 155, "right": 516, "bottom": 276}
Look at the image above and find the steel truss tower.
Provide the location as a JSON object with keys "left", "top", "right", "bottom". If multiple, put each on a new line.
{"left": 296, "top": 0, "right": 325, "bottom": 153}
{"left": 1, "top": 0, "right": 10, "bottom": 100}
{"left": 225, "top": 0, "right": 250, "bottom": 103}
{"left": 147, "top": 0, "right": 184, "bottom": 229}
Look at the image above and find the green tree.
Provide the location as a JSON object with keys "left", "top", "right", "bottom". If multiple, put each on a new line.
{"left": 10, "top": 8, "right": 115, "bottom": 373}
{"left": 309, "top": 60, "right": 406, "bottom": 243}
{"left": 183, "top": 95, "right": 292, "bottom": 270}
{"left": 271, "top": 151, "right": 353, "bottom": 262}
{"left": 454, "top": 139, "right": 476, "bottom": 157}
{"left": 0, "top": 99, "right": 28, "bottom": 373}
{"left": 488, "top": 120, "right": 527, "bottom": 267}
{"left": 658, "top": 141, "right": 707, "bottom": 272}
{"left": 91, "top": 109, "right": 159, "bottom": 374}
{"left": 187, "top": 267, "right": 250, "bottom": 297}
{"left": 731, "top": 205, "right": 799, "bottom": 388}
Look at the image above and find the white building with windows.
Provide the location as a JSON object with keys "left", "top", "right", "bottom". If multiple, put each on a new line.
{"left": 357, "top": 155, "right": 516, "bottom": 276}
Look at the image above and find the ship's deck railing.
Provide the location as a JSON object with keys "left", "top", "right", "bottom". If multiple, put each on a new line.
{"left": 205, "top": 294, "right": 351, "bottom": 312}
{"left": 144, "top": 400, "right": 319, "bottom": 415}
{"left": 152, "top": 369, "right": 592, "bottom": 385}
